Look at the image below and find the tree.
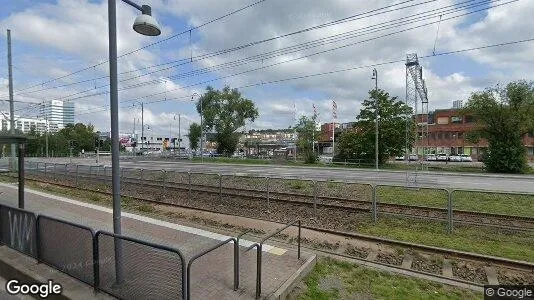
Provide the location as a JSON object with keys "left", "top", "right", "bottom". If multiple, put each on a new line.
{"left": 463, "top": 81, "right": 534, "bottom": 173}
{"left": 197, "top": 86, "right": 258, "bottom": 155}
{"left": 187, "top": 122, "right": 202, "bottom": 151}
{"left": 337, "top": 89, "right": 413, "bottom": 165}
{"left": 295, "top": 115, "right": 318, "bottom": 164}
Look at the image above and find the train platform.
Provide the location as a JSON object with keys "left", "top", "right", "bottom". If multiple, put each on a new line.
{"left": 0, "top": 183, "right": 316, "bottom": 299}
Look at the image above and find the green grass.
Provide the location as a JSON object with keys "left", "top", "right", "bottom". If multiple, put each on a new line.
{"left": 293, "top": 257, "right": 481, "bottom": 300}
{"left": 354, "top": 215, "right": 534, "bottom": 262}
{"left": 377, "top": 186, "right": 448, "bottom": 207}
{"left": 452, "top": 191, "right": 534, "bottom": 217}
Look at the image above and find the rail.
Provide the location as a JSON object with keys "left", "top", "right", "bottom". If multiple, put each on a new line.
{"left": 186, "top": 237, "right": 238, "bottom": 300}
{"left": 246, "top": 220, "right": 301, "bottom": 299}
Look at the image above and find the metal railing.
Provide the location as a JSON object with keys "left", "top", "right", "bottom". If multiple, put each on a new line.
{"left": 0, "top": 200, "right": 277, "bottom": 300}
{"left": 95, "top": 231, "right": 186, "bottom": 300}
{"left": 23, "top": 161, "right": 534, "bottom": 235}
{"left": 246, "top": 220, "right": 301, "bottom": 299}
{"left": 186, "top": 237, "right": 238, "bottom": 300}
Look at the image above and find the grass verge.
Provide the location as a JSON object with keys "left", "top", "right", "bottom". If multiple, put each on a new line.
{"left": 290, "top": 257, "right": 482, "bottom": 300}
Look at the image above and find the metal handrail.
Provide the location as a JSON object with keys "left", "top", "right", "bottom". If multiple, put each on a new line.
{"left": 186, "top": 237, "right": 238, "bottom": 300}
{"left": 245, "top": 220, "right": 301, "bottom": 299}
{"left": 95, "top": 230, "right": 187, "bottom": 299}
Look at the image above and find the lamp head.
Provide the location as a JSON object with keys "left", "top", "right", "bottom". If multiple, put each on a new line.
{"left": 133, "top": 5, "right": 161, "bottom": 36}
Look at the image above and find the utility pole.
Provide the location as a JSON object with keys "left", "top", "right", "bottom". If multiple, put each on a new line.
{"left": 178, "top": 113, "right": 181, "bottom": 157}
{"left": 372, "top": 68, "right": 379, "bottom": 171}
{"left": 7, "top": 29, "right": 16, "bottom": 171}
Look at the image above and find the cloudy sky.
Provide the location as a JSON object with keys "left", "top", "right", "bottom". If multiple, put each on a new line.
{"left": 0, "top": 0, "right": 533, "bottom": 141}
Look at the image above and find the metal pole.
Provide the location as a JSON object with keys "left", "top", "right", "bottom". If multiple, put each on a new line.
{"left": 448, "top": 189, "right": 453, "bottom": 234}
{"left": 18, "top": 143, "right": 24, "bottom": 209}
{"left": 200, "top": 96, "right": 204, "bottom": 163}
{"left": 178, "top": 114, "right": 181, "bottom": 157}
{"left": 141, "top": 102, "right": 144, "bottom": 152}
{"left": 108, "top": 0, "right": 123, "bottom": 284}
{"left": 373, "top": 69, "right": 379, "bottom": 171}
{"left": 372, "top": 185, "right": 378, "bottom": 222}
{"left": 7, "top": 30, "right": 16, "bottom": 171}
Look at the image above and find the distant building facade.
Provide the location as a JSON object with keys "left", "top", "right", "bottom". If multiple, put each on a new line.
{"left": 39, "top": 100, "right": 75, "bottom": 130}
{"left": 0, "top": 114, "right": 55, "bottom": 134}
{"left": 416, "top": 108, "right": 534, "bottom": 160}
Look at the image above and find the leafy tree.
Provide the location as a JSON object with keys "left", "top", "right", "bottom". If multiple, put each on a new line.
{"left": 197, "top": 86, "right": 258, "bottom": 155}
{"left": 187, "top": 122, "right": 202, "bottom": 151}
{"left": 295, "top": 115, "right": 318, "bottom": 164}
{"left": 337, "top": 89, "right": 413, "bottom": 165}
{"left": 463, "top": 81, "right": 534, "bottom": 173}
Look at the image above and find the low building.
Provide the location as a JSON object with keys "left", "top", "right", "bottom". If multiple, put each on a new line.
{"left": 416, "top": 108, "right": 534, "bottom": 160}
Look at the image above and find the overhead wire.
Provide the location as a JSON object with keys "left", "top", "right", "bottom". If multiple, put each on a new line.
{"left": 73, "top": 37, "right": 534, "bottom": 117}
{"left": 10, "top": 0, "right": 434, "bottom": 93}
{"left": 49, "top": 0, "right": 516, "bottom": 105}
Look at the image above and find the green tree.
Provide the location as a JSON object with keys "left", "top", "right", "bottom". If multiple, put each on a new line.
{"left": 295, "top": 115, "right": 318, "bottom": 164}
{"left": 463, "top": 81, "right": 534, "bottom": 173}
{"left": 187, "top": 122, "right": 202, "bottom": 151}
{"left": 197, "top": 86, "right": 258, "bottom": 155}
{"left": 337, "top": 89, "right": 413, "bottom": 165}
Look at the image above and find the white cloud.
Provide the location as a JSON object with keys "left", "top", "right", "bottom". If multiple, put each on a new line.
{"left": 1, "top": 0, "right": 533, "bottom": 136}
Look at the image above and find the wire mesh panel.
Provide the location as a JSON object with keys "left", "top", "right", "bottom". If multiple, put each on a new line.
{"left": 37, "top": 216, "right": 95, "bottom": 285}
{"left": 97, "top": 232, "right": 185, "bottom": 300}
{"left": 0, "top": 204, "right": 37, "bottom": 257}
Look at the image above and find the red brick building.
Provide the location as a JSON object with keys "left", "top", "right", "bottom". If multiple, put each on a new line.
{"left": 416, "top": 109, "right": 534, "bottom": 160}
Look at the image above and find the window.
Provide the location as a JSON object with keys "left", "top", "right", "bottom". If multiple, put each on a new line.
{"left": 451, "top": 116, "right": 462, "bottom": 123}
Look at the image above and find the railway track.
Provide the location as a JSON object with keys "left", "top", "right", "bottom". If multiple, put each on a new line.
{"left": 23, "top": 167, "right": 534, "bottom": 231}
{"left": 10, "top": 173, "right": 534, "bottom": 288}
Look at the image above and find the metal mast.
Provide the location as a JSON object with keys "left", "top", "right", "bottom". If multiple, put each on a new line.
{"left": 405, "top": 53, "right": 429, "bottom": 168}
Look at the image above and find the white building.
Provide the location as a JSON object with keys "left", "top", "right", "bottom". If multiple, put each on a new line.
{"left": 0, "top": 114, "right": 55, "bottom": 134}
{"left": 39, "top": 100, "right": 75, "bottom": 130}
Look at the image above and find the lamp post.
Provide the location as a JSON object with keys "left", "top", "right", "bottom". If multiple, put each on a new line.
{"left": 371, "top": 68, "right": 378, "bottom": 171}
{"left": 191, "top": 93, "right": 203, "bottom": 162}
{"left": 173, "top": 113, "right": 181, "bottom": 156}
{"left": 108, "top": 0, "right": 161, "bottom": 284}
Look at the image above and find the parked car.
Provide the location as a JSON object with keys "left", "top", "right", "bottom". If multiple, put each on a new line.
{"left": 460, "top": 154, "right": 473, "bottom": 162}
{"left": 409, "top": 154, "right": 419, "bottom": 161}
{"left": 436, "top": 153, "right": 448, "bottom": 161}
{"left": 449, "top": 155, "right": 462, "bottom": 162}
{"left": 395, "top": 155, "right": 405, "bottom": 161}
{"left": 426, "top": 154, "right": 437, "bottom": 161}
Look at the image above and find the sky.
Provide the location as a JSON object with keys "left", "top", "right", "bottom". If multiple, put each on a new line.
{"left": 0, "top": 0, "right": 533, "bottom": 144}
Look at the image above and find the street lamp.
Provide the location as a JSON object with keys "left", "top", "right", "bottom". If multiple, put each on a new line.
{"left": 371, "top": 68, "right": 378, "bottom": 171}
{"left": 191, "top": 93, "right": 203, "bottom": 162}
{"left": 108, "top": 0, "right": 161, "bottom": 284}
{"left": 173, "top": 113, "right": 181, "bottom": 156}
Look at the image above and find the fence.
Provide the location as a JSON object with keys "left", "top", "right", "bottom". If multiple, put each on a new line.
{"left": 0, "top": 203, "right": 189, "bottom": 299}
{"left": 24, "top": 161, "right": 534, "bottom": 236}
{"left": 0, "top": 205, "right": 37, "bottom": 257}
{"left": 0, "top": 200, "right": 292, "bottom": 300}
{"left": 37, "top": 215, "right": 96, "bottom": 286}
{"left": 96, "top": 231, "right": 186, "bottom": 300}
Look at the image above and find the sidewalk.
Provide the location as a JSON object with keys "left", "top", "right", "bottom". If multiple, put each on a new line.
{"left": 0, "top": 183, "right": 315, "bottom": 299}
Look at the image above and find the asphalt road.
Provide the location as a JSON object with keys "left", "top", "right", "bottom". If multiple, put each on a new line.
{"left": 6, "top": 157, "right": 534, "bottom": 193}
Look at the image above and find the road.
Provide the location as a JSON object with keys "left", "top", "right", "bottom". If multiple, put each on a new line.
{"left": 17, "top": 157, "right": 534, "bottom": 193}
